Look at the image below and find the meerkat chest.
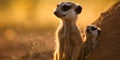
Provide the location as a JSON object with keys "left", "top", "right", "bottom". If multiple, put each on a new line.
{"left": 58, "top": 26, "right": 81, "bottom": 44}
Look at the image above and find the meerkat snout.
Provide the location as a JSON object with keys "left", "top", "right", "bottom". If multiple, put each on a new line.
{"left": 54, "top": 2, "right": 82, "bottom": 19}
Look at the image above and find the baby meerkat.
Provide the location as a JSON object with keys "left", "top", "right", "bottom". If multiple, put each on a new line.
{"left": 85, "top": 25, "right": 101, "bottom": 49}
{"left": 79, "top": 25, "right": 101, "bottom": 60}
{"left": 53, "top": 1, "right": 83, "bottom": 60}
{"left": 84, "top": 25, "right": 101, "bottom": 59}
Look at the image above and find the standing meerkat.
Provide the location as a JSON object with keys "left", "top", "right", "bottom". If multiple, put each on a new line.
{"left": 53, "top": 1, "right": 83, "bottom": 60}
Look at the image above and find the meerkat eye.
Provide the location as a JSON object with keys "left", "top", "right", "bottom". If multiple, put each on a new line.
{"left": 61, "top": 5, "right": 71, "bottom": 11}
{"left": 91, "top": 27, "right": 97, "bottom": 31}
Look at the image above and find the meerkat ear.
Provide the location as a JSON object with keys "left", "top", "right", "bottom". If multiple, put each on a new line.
{"left": 75, "top": 5, "right": 82, "bottom": 14}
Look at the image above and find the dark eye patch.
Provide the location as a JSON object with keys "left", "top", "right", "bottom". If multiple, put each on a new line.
{"left": 57, "top": 4, "right": 59, "bottom": 7}
{"left": 87, "top": 26, "right": 90, "bottom": 28}
{"left": 61, "top": 5, "right": 71, "bottom": 11}
{"left": 91, "top": 27, "right": 97, "bottom": 31}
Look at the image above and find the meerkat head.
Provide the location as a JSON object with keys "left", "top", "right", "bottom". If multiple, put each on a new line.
{"left": 86, "top": 25, "right": 101, "bottom": 37}
{"left": 54, "top": 2, "right": 82, "bottom": 20}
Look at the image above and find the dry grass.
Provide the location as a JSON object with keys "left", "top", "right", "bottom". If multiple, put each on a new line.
{"left": 0, "top": 28, "right": 55, "bottom": 60}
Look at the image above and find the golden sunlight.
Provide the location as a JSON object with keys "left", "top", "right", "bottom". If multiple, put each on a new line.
{"left": 0, "top": 0, "right": 118, "bottom": 31}
{"left": 0, "top": 0, "right": 119, "bottom": 60}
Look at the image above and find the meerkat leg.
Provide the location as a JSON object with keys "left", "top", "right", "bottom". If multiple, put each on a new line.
{"left": 72, "top": 47, "right": 81, "bottom": 60}
{"left": 58, "top": 44, "right": 64, "bottom": 60}
{"left": 54, "top": 50, "right": 58, "bottom": 60}
{"left": 54, "top": 43, "right": 64, "bottom": 60}
{"left": 72, "top": 41, "right": 82, "bottom": 60}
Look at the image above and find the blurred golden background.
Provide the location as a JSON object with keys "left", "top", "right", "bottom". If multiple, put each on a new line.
{"left": 0, "top": 0, "right": 118, "bottom": 60}
{"left": 0, "top": 0, "right": 118, "bottom": 32}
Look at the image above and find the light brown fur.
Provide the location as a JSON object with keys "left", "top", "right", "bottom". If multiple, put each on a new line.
{"left": 53, "top": 2, "right": 83, "bottom": 60}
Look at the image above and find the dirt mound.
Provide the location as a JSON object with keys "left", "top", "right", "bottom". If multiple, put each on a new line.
{"left": 88, "top": 1, "right": 120, "bottom": 60}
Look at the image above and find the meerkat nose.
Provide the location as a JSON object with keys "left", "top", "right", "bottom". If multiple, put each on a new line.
{"left": 54, "top": 11, "right": 57, "bottom": 15}
{"left": 54, "top": 10, "right": 63, "bottom": 18}
{"left": 54, "top": 10, "right": 60, "bottom": 17}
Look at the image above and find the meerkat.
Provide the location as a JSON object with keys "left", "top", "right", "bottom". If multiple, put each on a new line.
{"left": 84, "top": 25, "right": 101, "bottom": 59}
{"left": 53, "top": 1, "right": 83, "bottom": 60}
{"left": 85, "top": 25, "right": 101, "bottom": 49}
{"left": 78, "top": 25, "right": 101, "bottom": 60}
